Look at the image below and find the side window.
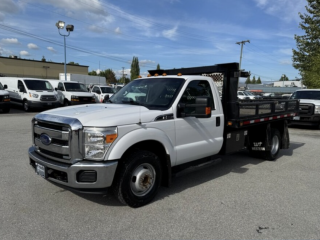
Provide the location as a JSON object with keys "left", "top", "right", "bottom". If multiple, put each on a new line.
{"left": 92, "top": 86, "right": 99, "bottom": 93}
{"left": 18, "top": 80, "right": 25, "bottom": 92}
{"left": 58, "top": 82, "right": 64, "bottom": 91}
{"left": 179, "top": 80, "right": 215, "bottom": 111}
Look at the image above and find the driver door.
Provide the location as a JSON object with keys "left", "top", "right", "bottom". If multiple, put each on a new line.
{"left": 174, "top": 80, "right": 224, "bottom": 165}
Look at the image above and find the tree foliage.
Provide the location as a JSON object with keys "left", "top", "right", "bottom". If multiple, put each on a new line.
{"left": 156, "top": 64, "right": 161, "bottom": 70}
{"left": 245, "top": 76, "right": 251, "bottom": 84}
{"left": 88, "top": 70, "right": 97, "bottom": 76}
{"left": 99, "top": 69, "right": 117, "bottom": 84}
{"left": 130, "top": 56, "right": 140, "bottom": 80}
{"left": 279, "top": 74, "right": 289, "bottom": 81}
{"left": 293, "top": 0, "right": 320, "bottom": 88}
{"left": 251, "top": 76, "right": 256, "bottom": 84}
{"left": 256, "top": 76, "right": 262, "bottom": 84}
{"left": 68, "top": 61, "right": 79, "bottom": 65}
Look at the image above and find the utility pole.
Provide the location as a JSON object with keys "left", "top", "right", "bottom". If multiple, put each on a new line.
{"left": 236, "top": 40, "right": 250, "bottom": 82}
{"left": 122, "top": 67, "right": 125, "bottom": 83}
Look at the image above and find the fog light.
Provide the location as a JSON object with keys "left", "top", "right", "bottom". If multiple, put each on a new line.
{"left": 77, "top": 170, "right": 97, "bottom": 183}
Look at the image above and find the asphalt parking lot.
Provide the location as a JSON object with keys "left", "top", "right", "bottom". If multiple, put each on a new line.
{"left": 1, "top": 106, "right": 320, "bottom": 240}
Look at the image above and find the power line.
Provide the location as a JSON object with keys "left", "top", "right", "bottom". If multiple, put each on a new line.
{"left": 0, "top": 23, "right": 157, "bottom": 69}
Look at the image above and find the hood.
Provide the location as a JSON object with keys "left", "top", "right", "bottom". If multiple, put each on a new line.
{"left": 38, "top": 104, "right": 164, "bottom": 127}
{"left": 299, "top": 99, "right": 320, "bottom": 105}
{"left": 67, "top": 92, "right": 93, "bottom": 97}
{"left": 0, "top": 90, "right": 9, "bottom": 95}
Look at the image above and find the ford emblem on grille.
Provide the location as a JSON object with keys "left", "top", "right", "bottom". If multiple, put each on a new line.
{"left": 40, "top": 133, "right": 52, "bottom": 145}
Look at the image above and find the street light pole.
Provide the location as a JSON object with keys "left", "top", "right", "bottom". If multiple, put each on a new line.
{"left": 236, "top": 40, "right": 250, "bottom": 82}
{"left": 56, "top": 21, "right": 74, "bottom": 81}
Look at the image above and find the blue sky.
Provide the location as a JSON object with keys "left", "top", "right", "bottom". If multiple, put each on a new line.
{"left": 0, "top": 0, "right": 307, "bottom": 81}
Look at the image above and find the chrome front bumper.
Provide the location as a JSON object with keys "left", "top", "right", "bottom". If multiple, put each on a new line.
{"left": 29, "top": 146, "right": 118, "bottom": 190}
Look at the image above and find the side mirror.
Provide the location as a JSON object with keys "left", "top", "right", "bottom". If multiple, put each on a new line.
{"left": 55, "top": 88, "right": 58, "bottom": 91}
{"left": 3, "top": 84, "right": 8, "bottom": 89}
{"left": 19, "top": 87, "right": 24, "bottom": 93}
{"left": 178, "top": 97, "right": 211, "bottom": 118}
{"left": 97, "top": 90, "right": 101, "bottom": 95}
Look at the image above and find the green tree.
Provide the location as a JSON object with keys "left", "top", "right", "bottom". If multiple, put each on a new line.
{"left": 303, "top": 54, "right": 320, "bottom": 88}
{"left": 245, "top": 76, "right": 251, "bottom": 84}
{"left": 251, "top": 76, "right": 256, "bottom": 84}
{"left": 256, "top": 77, "right": 262, "bottom": 84}
{"left": 293, "top": 0, "right": 320, "bottom": 88}
{"left": 130, "top": 56, "right": 140, "bottom": 80}
{"left": 88, "top": 70, "right": 97, "bottom": 76}
{"left": 156, "top": 64, "right": 161, "bottom": 70}
{"left": 68, "top": 61, "right": 79, "bottom": 65}
{"left": 279, "top": 74, "right": 289, "bottom": 81}
{"left": 100, "top": 69, "right": 117, "bottom": 84}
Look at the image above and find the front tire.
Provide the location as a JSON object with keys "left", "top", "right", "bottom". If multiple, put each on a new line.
{"left": 2, "top": 108, "right": 10, "bottom": 113}
{"left": 112, "top": 150, "right": 162, "bottom": 208}
{"left": 263, "top": 129, "right": 281, "bottom": 161}
{"left": 23, "top": 100, "right": 30, "bottom": 112}
{"left": 64, "top": 100, "right": 70, "bottom": 106}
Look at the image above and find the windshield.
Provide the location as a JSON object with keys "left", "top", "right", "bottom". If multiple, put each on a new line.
{"left": 24, "top": 80, "right": 54, "bottom": 91}
{"left": 64, "top": 82, "right": 89, "bottom": 92}
{"left": 290, "top": 91, "right": 320, "bottom": 100}
{"left": 245, "top": 92, "right": 254, "bottom": 96}
{"left": 101, "top": 87, "right": 116, "bottom": 94}
{"left": 0, "top": 82, "right": 3, "bottom": 90}
{"left": 109, "top": 78, "right": 185, "bottom": 110}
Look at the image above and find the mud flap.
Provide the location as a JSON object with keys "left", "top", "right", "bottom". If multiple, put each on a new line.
{"left": 281, "top": 120, "right": 290, "bottom": 149}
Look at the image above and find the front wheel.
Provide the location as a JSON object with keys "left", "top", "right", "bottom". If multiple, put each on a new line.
{"left": 64, "top": 100, "right": 70, "bottom": 106}
{"left": 112, "top": 150, "right": 162, "bottom": 208}
{"left": 2, "top": 108, "right": 10, "bottom": 113}
{"left": 263, "top": 129, "right": 281, "bottom": 161}
{"left": 23, "top": 100, "right": 30, "bottom": 112}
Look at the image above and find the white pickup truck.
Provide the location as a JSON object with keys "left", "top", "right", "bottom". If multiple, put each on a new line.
{"left": 289, "top": 89, "right": 320, "bottom": 128}
{"left": 28, "top": 63, "right": 299, "bottom": 207}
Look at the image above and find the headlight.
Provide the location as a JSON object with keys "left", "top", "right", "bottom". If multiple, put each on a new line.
{"left": 3, "top": 95, "right": 9, "bottom": 99}
{"left": 315, "top": 105, "right": 320, "bottom": 114}
{"left": 29, "top": 93, "right": 39, "bottom": 98}
{"left": 71, "top": 95, "right": 79, "bottom": 101}
{"left": 83, "top": 127, "right": 118, "bottom": 160}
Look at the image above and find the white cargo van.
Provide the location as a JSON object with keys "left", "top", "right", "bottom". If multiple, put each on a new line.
{"left": 0, "top": 77, "right": 60, "bottom": 111}
{"left": 49, "top": 80, "right": 95, "bottom": 106}
{"left": 0, "top": 81, "right": 10, "bottom": 113}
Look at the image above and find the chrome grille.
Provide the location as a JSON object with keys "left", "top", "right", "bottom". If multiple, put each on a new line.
{"left": 40, "top": 95, "right": 57, "bottom": 101}
{"left": 34, "top": 124, "right": 71, "bottom": 161}
{"left": 32, "top": 116, "right": 83, "bottom": 164}
{"left": 299, "top": 103, "right": 314, "bottom": 115}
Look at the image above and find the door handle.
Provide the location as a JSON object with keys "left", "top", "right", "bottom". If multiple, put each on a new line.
{"left": 216, "top": 117, "right": 221, "bottom": 127}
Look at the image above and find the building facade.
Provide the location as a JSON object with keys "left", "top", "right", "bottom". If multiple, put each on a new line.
{"left": 0, "top": 56, "right": 88, "bottom": 79}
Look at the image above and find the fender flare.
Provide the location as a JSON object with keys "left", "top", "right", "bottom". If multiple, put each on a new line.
{"left": 106, "top": 127, "right": 176, "bottom": 164}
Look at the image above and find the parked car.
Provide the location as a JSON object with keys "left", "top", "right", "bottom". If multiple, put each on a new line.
{"left": 289, "top": 89, "right": 320, "bottom": 128}
{"left": 237, "top": 91, "right": 250, "bottom": 100}
{"left": 0, "top": 77, "right": 60, "bottom": 111}
{"left": 91, "top": 85, "right": 116, "bottom": 103}
{"left": 49, "top": 80, "right": 95, "bottom": 106}
{"left": 0, "top": 82, "right": 10, "bottom": 113}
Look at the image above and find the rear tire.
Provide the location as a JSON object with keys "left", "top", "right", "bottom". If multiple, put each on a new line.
{"left": 263, "top": 129, "right": 281, "bottom": 161}
{"left": 112, "top": 150, "right": 162, "bottom": 208}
